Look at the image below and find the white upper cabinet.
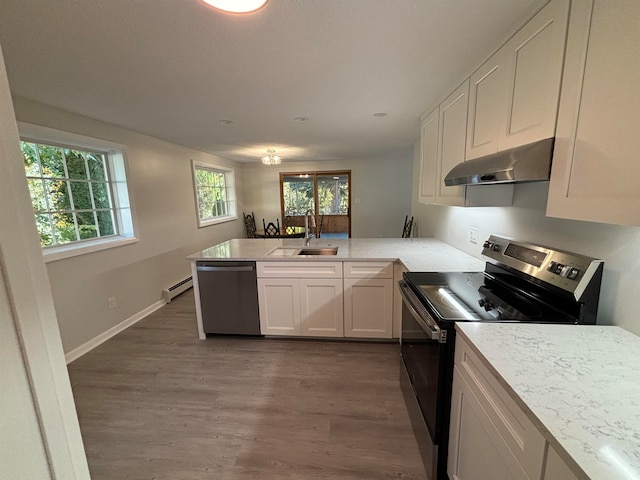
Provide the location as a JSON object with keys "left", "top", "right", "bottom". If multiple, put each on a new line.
{"left": 435, "top": 80, "right": 469, "bottom": 206}
{"left": 418, "top": 107, "right": 439, "bottom": 205}
{"left": 466, "top": 0, "right": 570, "bottom": 160}
{"left": 466, "top": 48, "right": 510, "bottom": 160}
{"left": 547, "top": 0, "right": 640, "bottom": 226}
{"left": 499, "top": 0, "right": 569, "bottom": 149}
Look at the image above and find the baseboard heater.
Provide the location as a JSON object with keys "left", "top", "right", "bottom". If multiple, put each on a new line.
{"left": 162, "top": 276, "right": 193, "bottom": 303}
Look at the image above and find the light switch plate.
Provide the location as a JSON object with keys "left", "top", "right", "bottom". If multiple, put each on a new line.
{"left": 469, "top": 227, "right": 479, "bottom": 245}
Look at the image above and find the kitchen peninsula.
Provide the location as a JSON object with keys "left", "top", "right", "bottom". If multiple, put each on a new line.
{"left": 187, "top": 237, "right": 485, "bottom": 340}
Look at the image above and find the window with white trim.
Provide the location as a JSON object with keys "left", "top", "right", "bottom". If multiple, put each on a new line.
{"left": 19, "top": 123, "right": 136, "bottom": 262}
{"left": 191, "top": 160, "right": 237, "bottom": 227}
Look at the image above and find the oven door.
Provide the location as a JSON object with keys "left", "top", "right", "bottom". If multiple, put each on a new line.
{"left": 399, "top": 280, "right": 450, "bottom": 480}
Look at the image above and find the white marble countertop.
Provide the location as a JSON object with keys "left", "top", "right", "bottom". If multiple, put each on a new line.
{"left": 456, "top": 323, "right": 640, "bottom": 480}
{"left": 187, "top": 238, "right": 485, "bottom": 272}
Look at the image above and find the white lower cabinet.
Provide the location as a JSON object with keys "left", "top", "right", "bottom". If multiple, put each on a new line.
{"left": 343, "top": 262, "right": 393, "bottom": 339}
{"left": 448, "top": 335, "right": 546, "bottom": 480}
{"left": 343, "top": 278, "right": 393, "bottom": 338}
{"left": 543, "top": 444, "right": 579, "bottom": 480}
{"left": 257, "top": 261, "right": 393, "bottom": 339}
{"left": 257, "top": 262, "right": 343, "bottom": 337}
{"left": 299, "top": 278, "right": 344, "bottom": 337}
{"left": 257, "top": 278, "right": 301, "bottom": 335}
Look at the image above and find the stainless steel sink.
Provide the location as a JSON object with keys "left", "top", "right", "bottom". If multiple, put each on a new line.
{"left": 297, "top": 247, "right": 339, "bottom": 256}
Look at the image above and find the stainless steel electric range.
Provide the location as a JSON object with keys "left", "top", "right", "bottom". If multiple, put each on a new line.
{"left": 399, "top": 235, "right": 604, "bottom": 480}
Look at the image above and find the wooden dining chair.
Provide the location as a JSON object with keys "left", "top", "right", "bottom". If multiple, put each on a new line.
{"left": 243, "top": 212, "right": 257, "bottom": 238}
{"left": 402, "top": 215, "right": 414, "bottom": 238}
{"left": 283, "top": 215, "right": 296, "bottom": 235}
{"left": 262, "top": 218, "right": 280, "bottom": 236}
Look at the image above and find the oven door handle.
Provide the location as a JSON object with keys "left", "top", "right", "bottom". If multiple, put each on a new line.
{"left": 399, "top": 280, "right": 446, "bottom": 343}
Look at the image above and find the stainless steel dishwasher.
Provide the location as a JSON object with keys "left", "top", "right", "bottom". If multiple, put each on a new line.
{"left": 195, "top": 261, "right": 261, "bottom": 335}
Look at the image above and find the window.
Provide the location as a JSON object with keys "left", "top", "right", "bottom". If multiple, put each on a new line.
{"left": 19, "top": 123, "right": 136, "bottom": 262}
{"left": 191, "top": 160, "right": 237, "bottom": 227}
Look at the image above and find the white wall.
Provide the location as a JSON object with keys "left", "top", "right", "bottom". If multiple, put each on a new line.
{"left": 12, "top": 98, "right": 246, "bottom": 354}
{"left": 242, "top": 156, "right": 413, "bottom": 238}
{"left": 411, "top": 143, "right": 640, "bottom": 336}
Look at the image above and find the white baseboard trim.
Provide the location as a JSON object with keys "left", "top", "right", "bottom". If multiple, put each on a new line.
{"left": 65, "top": 299, "right": 166, "bottom": 364}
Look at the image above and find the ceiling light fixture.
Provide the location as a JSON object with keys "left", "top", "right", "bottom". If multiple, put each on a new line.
{"left": 261, "top": 149, "right": 281, "bottom": 166}
{"left": 200, "top": 0, "right": 269, "bottom": 14}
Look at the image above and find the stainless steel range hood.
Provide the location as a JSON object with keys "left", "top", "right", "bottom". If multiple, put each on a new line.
{"left": 444, "top": 137, "right": 554, "bottom": 186}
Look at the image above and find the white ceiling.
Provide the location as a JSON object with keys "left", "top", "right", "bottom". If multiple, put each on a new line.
{"left": 0, "top": 0, "right": 544, "bottom": 164}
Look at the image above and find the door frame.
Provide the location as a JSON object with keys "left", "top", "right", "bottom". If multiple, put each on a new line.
{"left": 0, "top": 44, "right": 90, "bottom": 479}
{"left": 279, "top": 170, "right": 352, "bottom": 237}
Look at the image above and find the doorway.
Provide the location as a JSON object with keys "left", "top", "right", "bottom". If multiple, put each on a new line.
{"left": 280, "top": 171, "right": 351, "bottom": 238}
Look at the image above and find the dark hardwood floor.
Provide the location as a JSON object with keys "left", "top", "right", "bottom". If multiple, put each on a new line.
{"left": 68, "top": 289, "right": 427, "bottom": 479}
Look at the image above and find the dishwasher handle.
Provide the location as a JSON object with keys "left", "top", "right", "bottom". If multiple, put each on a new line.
{"left": 196, "top": 264, "right": 255, "bottom": 273}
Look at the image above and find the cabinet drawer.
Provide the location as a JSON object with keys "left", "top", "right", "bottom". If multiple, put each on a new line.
{"left": 257, "top": 261, "right": 342, "bottom": 278}
{"left": 455, "top": 336, "right": 546, "bottom": 480}
{"left": 343, "top": 261, "right": 393, "bottom": 279}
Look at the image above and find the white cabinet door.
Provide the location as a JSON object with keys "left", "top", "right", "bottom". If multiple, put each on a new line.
{"left": 547, "top": 0, "right": 640, "bottom": 226}
{"left": 543, "top": 444, "right": 579, "bottom": 480}
{"left": 299, "top": 278, "right": 344, "bottom": 337}
{"left": 499, "top": 0, "right": 570, "bottom": 150}
{"left": 436, "top": 81, "right": 469, "bottom": 206}
{"left": 343, "top": 278, "right": 393, "bottom": 338}
{"left": 448, "top": 369, "right": 529, "bottom": 480}
{"left": 257, "top": 278, "right": 301, "bottom": 335}
{"left": 448, "top": 336, "right": 546, "bottom": 480}
{"left": 466, "top": 0, "right": 569, "bottom": 161}
{"left": 466, "top": 48, "right": 509, "bottom": 160}
{"left": 418, "top": 107, "right": 439, "bottom": 204}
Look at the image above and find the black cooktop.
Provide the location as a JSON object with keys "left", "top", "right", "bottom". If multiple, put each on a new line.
{"left": 404, "top": 270, "right": 578, "bottom": 324}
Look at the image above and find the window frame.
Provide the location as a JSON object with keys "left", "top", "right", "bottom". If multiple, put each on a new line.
{"left": 18, "top": 122, "right": 138, "bottom": 263}
{"left": 191, "top": 159, "right": 237, "bottom": 228}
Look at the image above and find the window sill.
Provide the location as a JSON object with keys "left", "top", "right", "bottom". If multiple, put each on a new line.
{"left": 198, "top": 214, "right": 238, "bottom": 228}
{"left": 42, "top": 236, "right": 139, "bottom": 263}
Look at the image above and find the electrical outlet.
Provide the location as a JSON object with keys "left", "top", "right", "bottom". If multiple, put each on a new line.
{"left": 108, "top": 296, "right": 117, "bottom": 309}
{"left": 469, "top": 227, "right": 479, "bottom": 245}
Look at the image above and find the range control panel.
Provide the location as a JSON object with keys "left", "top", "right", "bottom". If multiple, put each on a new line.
{"left": 482, "top": 235, "right": 603, "bottom": 299}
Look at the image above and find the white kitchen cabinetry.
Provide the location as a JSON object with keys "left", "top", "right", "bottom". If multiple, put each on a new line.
{"left": 543, "top": 444, "right": 580, "bottom": 480}
{"left": 299, "top": 278, "right": 344, "bottom": 337}
{"left": 343, "top": 262, "right": 393, "bottom": 338}
{"left": 466, "top": 0, "right": 569, "bottom": 160}
{"left": 257, "top": 262, "right": 343, "bottom": 337}
{"left": 547, "top": 0, "right": 640, "bottom": 226}
{"left": 466, "top": 48, "right": 509, "bottom": 160}
{"left": 257, "top": 278, "right": 301, "bottom": 335}
{"left": 435, "top": 81, "right": 469, "bottom": 206}
{"left": 448, "top": 335, "right": 546, "bottom": 480}
{"left": 418, "top": 107, "right": 439, "bottom": 205}
{"left": 499, "top": 0, "right": 569, "bottom": 150}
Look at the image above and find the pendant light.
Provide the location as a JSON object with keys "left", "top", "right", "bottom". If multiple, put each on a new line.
{"left": 261, "top": 149, "right": 281, "bottom": 166}
{"left": 200, "top": 0, "right": 268, "bottom": 14}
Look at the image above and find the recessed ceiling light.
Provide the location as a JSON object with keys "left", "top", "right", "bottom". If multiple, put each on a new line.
{"left": 218, "top": 119, "right": 234, "bottom": 125}
{"left": 293, "top": 116, "right": 309, "bottom": 122}
{"left": 373, "top": 112, "right": 388, "bottom": 117}
{"left": 200, "top": 0, "right": 269, "bottom": 14}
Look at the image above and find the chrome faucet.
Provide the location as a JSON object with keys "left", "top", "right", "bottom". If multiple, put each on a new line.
{"left": 304, "top": 210, "right": 315, "bottom": 246}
